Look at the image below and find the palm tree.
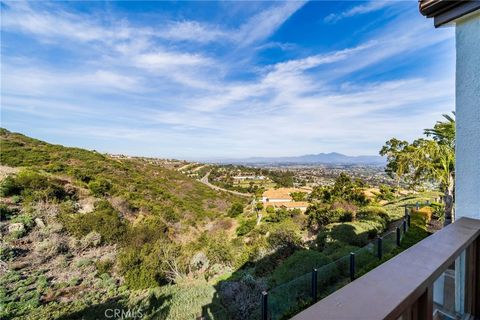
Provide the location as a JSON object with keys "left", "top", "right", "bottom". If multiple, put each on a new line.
{"left": 410, "top": 139, "right": 455, "bottom": 225}
{"left": 423, "top": 113, "right": 455, "bottom": 225}
{"left": 424, "top": 113, "right": 455, "bottom": 149}
{"left": 381, "top": 112, "right": 456, "bottom": 226}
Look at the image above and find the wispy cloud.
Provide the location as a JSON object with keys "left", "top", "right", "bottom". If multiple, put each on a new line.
{"left": 234, "top": 1, "right": 306, "bottom": 46}
{"left": 324, "top": 1, "right": 396, "bottom": 23}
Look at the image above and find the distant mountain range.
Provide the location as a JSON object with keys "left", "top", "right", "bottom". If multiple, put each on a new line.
{"left": 211, "top": 152, "right": 385, "bottom": 165}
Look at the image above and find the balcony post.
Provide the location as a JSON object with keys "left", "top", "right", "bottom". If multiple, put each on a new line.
{"left": 311, "top": 268, "right": 318, "bottom": 302}
{"left": 350, "top": 252, "right": 355, "bottom": 282}
{"left": 475, "top": 238, "right": 480, "bottom": 317}
{"left": 377, "top": 237, "right": 383, "bottom": 260}
{"left": 414, "top": 285, "right": 433, "bottom": 320}
{"left": 466, "top": 237, "right": 480, "bottom": 317}
{"left": 261, "top": 291, "right": 268, "bottom": 320}
{"left": 396, "top": 227, "right": 401, "bottom": 246}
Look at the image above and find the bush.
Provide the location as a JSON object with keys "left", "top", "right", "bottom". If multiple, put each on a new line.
{"left": 315, "top": 229, "right": 328, "bottom": 250}
{"left": 306, "top": 205, "right": 354, "bottom": 228}
{"left": 411, "top": 206, "right": 433, "bottom": 222}
{"left": 118, "top": 239, "right": 186, "bottom": 289}
{"left": 268, "top": 226, "right": 302, "bottom": 250}
{"left": 197, "top": 231, "right": 234, "bottom": 265}
{"left": 0, "top": 205, "right": 17, "bottom": 220}
{"left": 0, "top": 176, "right": 22, "bottom": 197}
{"left": 95, "top": 259, "right": 113, "bottom": 275}
{"left": 306, "top": 205, "right": 330, "bottom": 227}
{"left": 377, "top": 185, "right": 396, "bottom": 201}
{"left": 265, "top": 208, "right": 300, "bottom": 223}
{"left": 75, "top": 258, "right": 93, "bottom": 268}
{"left": 217, "top": 274, "right": 267, "bottom": 320}
{"left": 357, "top": 206, "right": 389, "bottom": 222}
{"left": 80, "top": 231, "right": 102, "bottom": 249}
{"left": 290, "top": 192, "right": 307, "bottom": 201}
{"left": 36, "top": 235, "right": 69, "bottom": 257}
{"left": 338, "top": 210, "right": 354, "bottom": 222}
{"left": 88, "top": 178, "right": 112, "bottom": 197}
{"left": 14, "top": 170, "right": 49, "bottom": 191}
{"left": 0, "top": 244, "right": 13, "bottom": 261}
{"left": 328, "top": 220, "right": 385, "bottom": 247}
{"left": 429, "top": 201, "right": 444, "bottom": 221}
{"left": 60, "top": 200, "right": 126, "bottom": 243}
{"left": 323, "top": 242, "right": 360, "bottom": 260}
{"left": 236, "top": 219, "right": 256, "bottom": 236}
{"left": 0, "top": 170, "right": 69, "bottom": 202}
{"left": 269, "top": 250, "right": 332, "bottom": 286}
{"left": 10, "top": 214, "right": 35, "bottom": 230}
{"left": 228, "top": 203, "right": 244, "bottom": 217}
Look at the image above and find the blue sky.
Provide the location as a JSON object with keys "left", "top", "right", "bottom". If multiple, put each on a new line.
{"left": 1, "top": 1, "right": 455, "bottom": 159}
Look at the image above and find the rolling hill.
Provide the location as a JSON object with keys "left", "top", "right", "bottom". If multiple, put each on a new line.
{"left": 211, "top": 152, "right": 385, "bottom": 165}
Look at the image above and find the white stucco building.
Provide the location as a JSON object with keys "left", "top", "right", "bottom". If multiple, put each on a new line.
{"left": 419, "top": 1, "right": 480, "bottom": 318}
{"left": 453, "top": 10, "right": 480, "bottom": 220}
{"left": 419, "top": 0, "right": 480, "bottom": 221}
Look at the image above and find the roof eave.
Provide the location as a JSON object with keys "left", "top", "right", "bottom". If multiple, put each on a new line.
{"left": 419, "top": 0, "right": 480, "bottom": 27}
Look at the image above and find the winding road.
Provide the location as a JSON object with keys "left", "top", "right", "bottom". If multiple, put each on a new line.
{"left": 200, "top": 172, "right": 252, "bottom": 198}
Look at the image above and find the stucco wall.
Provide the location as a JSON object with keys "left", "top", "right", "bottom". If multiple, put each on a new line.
{"left": 455, "top": 12, "right": 480, "bottom": 219}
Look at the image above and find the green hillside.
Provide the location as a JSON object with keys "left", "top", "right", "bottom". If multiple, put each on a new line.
{"left": 0, "top": 129, "right": 437, "bottom": 320}
{"left": 0, "top": 128, "right": 240, "bottom": 224}
{"left": 0, "top": 128, "right": 247, "bottom": 319}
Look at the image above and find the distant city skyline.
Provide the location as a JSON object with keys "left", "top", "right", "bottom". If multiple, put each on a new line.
{"left": 1, "top": 1, "right": 454, "bottom": 159}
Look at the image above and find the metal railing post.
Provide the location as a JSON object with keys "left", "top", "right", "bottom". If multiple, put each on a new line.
{"left": 404, "top": 206, "right": 408, "bottom": 218}
{"left": 311, "top": 268, "right": 318, "bottom": 302}
{"left": 407, "top": 214, "right": 411, "bottom": 228}
{"left": 396, "top": 227, "right": 401, "bottom": 246}
{"left": 377, "top": 237, "right": 383, "bottom": 260}
{"left": 350, "top": 252, "right": 355, "bottom": 282}
{"left": 261, "top": 291, "right": 268, "bottom": 320}
{"left": 403, "top": 219, "right": 407, "bottom": 233}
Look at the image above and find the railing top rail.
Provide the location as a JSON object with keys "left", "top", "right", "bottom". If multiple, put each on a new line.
{"left": 291, "top": 217, "right": 480, "bottom": 320}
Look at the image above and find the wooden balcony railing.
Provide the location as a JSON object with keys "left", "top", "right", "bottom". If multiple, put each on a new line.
{"left": 292, "top": 217, "right": 480, "bottom": 320}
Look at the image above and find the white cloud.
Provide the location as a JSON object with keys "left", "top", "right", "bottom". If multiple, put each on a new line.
{"left": 161, "top": 21, "right": 228, "bottom": 43}
{"left": 324, "top": 1, "right": 396, "bottom": 23}
{"left": 234, "top": 1, "right": 306, "bottom": 46}
{"left": 134, "top": 51, "right": 211, "bottom": 70}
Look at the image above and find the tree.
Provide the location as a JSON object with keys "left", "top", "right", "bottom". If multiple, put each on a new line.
{"left": 309, "top": 173, "right": 368, "bottom": 205}
{"left": 380, "top": 113, "right": 455, "bottom": 225}
{"left": 228, "top": 203, "right": 244, "bottom": 217}
{"left": 379, "top": 138, "right": 409, "bottom": 192}
{"left": 290, "top": 191, "right": 306, "bottom": 201}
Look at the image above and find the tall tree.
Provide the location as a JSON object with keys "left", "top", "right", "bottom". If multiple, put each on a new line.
{"left": 380, "top": 113, "right": 455, "bottom": 225}
{"left": 379, "top": 138, "right": 410, "bottom": 192}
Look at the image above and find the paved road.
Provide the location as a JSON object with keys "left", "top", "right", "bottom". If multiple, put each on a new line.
{"left": 200, "top": 172, "right": 252, "bottom": 198}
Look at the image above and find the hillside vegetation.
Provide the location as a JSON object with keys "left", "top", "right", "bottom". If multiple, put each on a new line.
{"left": 0, "top": 129, "right": 246, "bottom": 318}
{"left": 0, "top": 128, "right": 439, "bottom": 320}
